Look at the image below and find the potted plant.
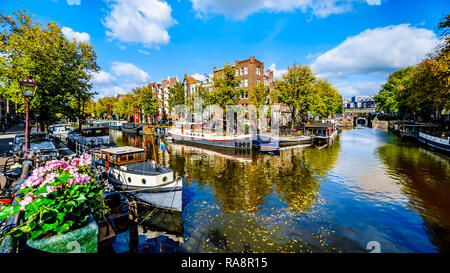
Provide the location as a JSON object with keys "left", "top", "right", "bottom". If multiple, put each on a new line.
{"left": 0, "top": 153, "right": 108, "bottom": 253}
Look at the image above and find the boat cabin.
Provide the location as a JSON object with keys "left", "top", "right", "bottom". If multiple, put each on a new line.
{"left": 100, "top": 146, "right": 147, "bottom": 169}
{"left": 305, "top": 123, "right": 337, "bottom": 139}
{"left": 80, "top": 126, "right": 109, "bottom": 137}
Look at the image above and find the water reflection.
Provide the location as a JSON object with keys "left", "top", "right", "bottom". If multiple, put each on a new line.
{"left": 376, "top": 136, "right": 450, "bottom": 252}
{"left": 111, "top": 127, "right": 450, "bottom": 253}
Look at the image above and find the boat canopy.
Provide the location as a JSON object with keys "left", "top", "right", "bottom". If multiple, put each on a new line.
{"left": 100, "top": 146, "right": 146, "bottom": 165}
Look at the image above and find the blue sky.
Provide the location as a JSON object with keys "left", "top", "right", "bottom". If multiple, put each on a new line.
{"left": 1, "top": 0, "right": 448, "bottom": 99}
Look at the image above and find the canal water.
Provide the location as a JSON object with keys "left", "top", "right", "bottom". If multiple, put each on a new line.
{"left": 108, "top": 126, "right": 450, "bottom": 253}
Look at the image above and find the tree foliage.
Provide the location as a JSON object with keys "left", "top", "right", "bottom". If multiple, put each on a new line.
{"left": 209, "top": 64, "right": 244, "bottom": 109}
{"left": 168, "top": 81, "right": 185, "bottom": 112}
{"left": 0, "top": 9, "right": 99, "bottom": 128}
{"left": 374, "top": 15, "right": 449, "bottom": 119}
{"left": 271, "top": 64, "right": 341, "bottom": 125}
{"left": 132, "top": 83, "right": 159, "bottom": 118}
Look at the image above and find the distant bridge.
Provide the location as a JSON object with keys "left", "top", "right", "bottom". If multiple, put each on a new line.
{"left": 343, "top": 108, "right": 378, "bottom": 126}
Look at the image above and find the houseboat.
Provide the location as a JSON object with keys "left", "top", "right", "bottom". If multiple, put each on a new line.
{"left": 417, "top": 132, "right": 450, "bottom": 154}
{"left": 305, "top": 122, "right": 338, "bottom": 144}
{"left": 109, "top": 120, "right": 127, "bottom": 130}
{"left": 67, "top": 126, "right": 115, "bottom": 154}
{"left": 122, "top": 122, "right": 143, "bottom": 134}
{"left": 99, "top": 146, "right": 182, "bottom": 212}
{"left": 92, "top": 120, "right": 110, "bottom": 128}
{"left": 49, "top": 123, "right": 73, "bottom": 138}
{"left": 168, "top": 122, "right": 252, "bottom": 150}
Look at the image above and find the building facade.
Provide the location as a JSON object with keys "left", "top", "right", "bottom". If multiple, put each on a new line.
{"left": 344, "top": 95, "right": 377, "bottom": 110}
{"left": 213, "top": 56, "right": 274, "bottom": 105}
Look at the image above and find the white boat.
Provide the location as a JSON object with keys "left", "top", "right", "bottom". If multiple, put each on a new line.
{"left": 93, "top": 120, "right": 110, "bottom": 128}
{"left": 168, "top": 122, "right": 252, "bottom": 150}
{"left": 49, "top": 123, "right": 73, "bottom": 138}
{"left": 109, "top": 120, "right": 127, "bottom": 130}
{"left": 99, "top": 146, "right": 182, "bottom": 212}
{"left": 417, "top": 132, "right": 450, "bottom": 154}
{"left": 67, "top": 126, "right": 115, "bottom": 154}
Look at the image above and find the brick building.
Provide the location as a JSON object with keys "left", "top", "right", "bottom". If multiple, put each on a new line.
{"left": 213, "top": 56, "right": 274, "bottom": 105}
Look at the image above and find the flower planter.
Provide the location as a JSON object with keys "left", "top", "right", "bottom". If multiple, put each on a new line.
{"left": 26, "top": 216, "right": 98, "bottom": 253}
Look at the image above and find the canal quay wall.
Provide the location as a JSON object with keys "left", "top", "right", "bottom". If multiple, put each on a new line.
{"left": 372, "top": 120, "right": 388, "bottom": 130}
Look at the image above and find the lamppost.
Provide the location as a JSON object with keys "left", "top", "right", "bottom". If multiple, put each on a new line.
{"left": 18, "top": 75, "right": 38, "bottom": 151}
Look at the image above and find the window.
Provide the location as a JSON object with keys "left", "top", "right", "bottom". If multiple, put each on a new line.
{"left": 256, "top": 66, "right": 261, "bottom": 76}
{"left": 244, "top": 79, "right": 248, "bottom": 87}
{"left": 244, "top": 66, "right": 248, "bottom": 75}
{"left": 240, "top": 67, "right": 244, "bottom": 75}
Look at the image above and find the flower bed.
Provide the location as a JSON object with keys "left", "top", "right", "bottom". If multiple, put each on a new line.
{"left": 0, "top": 153, "right": 108, "bottom": 250}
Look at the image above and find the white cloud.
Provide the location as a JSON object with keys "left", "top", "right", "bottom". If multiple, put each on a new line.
{"left": 190, "top": 0, "right": 380, "bottom": 20}
{"left": 92, "top": 71, "right": 116, "bottom": 85}
{"left": 310, "top": 24, "right": 440, "bottom": 79}
{"left": 111, "top": 61, "right": 150, "bottom": 84}
{"left": 268, "top": 63, "right": 288, "bottom": 80}
{"left": 61, "top": 27, "right": 90, "bottom": 43}
{"left": 103, "top": 0, "right": 177, "bottom": 48}
{"left": 67, "top": 0, "right": 81, "bottom": 5}
{"left": 191, "top": 73, "right": 207, "bottom": 81}
{"left": 366, "top": 0, "right": 381, "bottom": 5}
{"left": 333, "top": 80, "right": 383, "bottom": 98}
{"left": 138, "top": 49, "right": 150, "bottom": 55}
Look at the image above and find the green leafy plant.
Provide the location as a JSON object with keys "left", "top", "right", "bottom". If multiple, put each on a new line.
{"left": 0, "top": 154, "right": 108, "bottom": 241}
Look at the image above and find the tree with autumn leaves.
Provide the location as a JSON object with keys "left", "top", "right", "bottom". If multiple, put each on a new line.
{"left": 375, "top": 15, "right": 450, "bottom": 120}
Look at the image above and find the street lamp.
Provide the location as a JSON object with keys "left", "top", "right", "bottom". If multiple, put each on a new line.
{"left": 18, "top": 75, "right": 38, "bottom": 151}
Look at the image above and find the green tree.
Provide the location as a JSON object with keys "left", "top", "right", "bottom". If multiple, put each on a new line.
{"left": 0, "top": 10, "right": 99, "bottom": 129}
{"left": 248, "top": 81, "right": 270, "bottom": 116}
{"left": 115, "top": 93, "right": 138, "bottom": 120}
{"left": 168, "top": 81, "right": 185, "bottom": 112}
{"left": 271, "top": 64, "right": 317, "bottom": 127}
{"left": 209, "top": 64, "right": 244, "bottom": 109}
{"left": 310, "top": 79, "right": 343, "bottom": 117}
{"left": 94, "top": 96, "right": 118, "bottom": 119}
{"left": 374, "top": 67, "right": 414, "bottom": 114}
{"left": 132, "top": 84, "right": 159, "bottom": 123}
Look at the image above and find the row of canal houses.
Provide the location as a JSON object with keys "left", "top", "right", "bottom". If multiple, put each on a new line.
{"left": 118, "top": 56, "right": 277, "bottom": 123}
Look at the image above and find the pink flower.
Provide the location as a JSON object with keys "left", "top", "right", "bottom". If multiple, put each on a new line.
{"left": 19, "top": 194, "right": 34, "bottom": 211}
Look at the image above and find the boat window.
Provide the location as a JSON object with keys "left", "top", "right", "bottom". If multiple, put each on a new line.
{"left": 128, "top": 153, "right": 135, "bottom": 160}
{"left": 109, "top": 154, "right": 113, "bottom": 162}
{"left": 114, "top": 154, "right": 117, "bottom": 162}
{"left": 119, "top": 154, "right": 127, "bottom": 162}
{"left": 142, "top": 179, "right": 146, "bottom": 185}
{"left": 96, "top": 130, "right": 102, "bottom": 134}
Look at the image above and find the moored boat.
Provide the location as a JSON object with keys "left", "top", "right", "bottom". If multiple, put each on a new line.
{"left": 99, "top": 146, "right": 182, "bottom": 212}
{"left": 417, "top": 132, "right": 450, "bottom": 154}
{"left": 67, "top": 126, "right": 115, "bottom": 154}
{"left": 122, "top": 122, "right": 143, "bottom": 134}
{"left": 305, "top": 122, "right": 338, "bottom": 144}
{"left": 168, "top": 122, "right": 252, "bottom": 150}
{"left": 109, "top": 120, "right": 127, "bottom": 130}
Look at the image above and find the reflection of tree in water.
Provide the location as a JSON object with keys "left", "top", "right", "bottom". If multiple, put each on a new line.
{"left": 164, "top": 137, "right": 340, "bottom": 214}
{"left": 377, "top": 140, "right": 450, "bottom": 252}
{"left": 273, "top": 140, "right": 341, "bottom": 213}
